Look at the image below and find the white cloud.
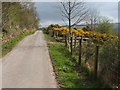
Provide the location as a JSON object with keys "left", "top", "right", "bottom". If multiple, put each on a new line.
{"left": 98, "top": 2, "right": 118, "bottom": 23}
{"left": 35, "top": 2, "right": 119, "bottom": 27}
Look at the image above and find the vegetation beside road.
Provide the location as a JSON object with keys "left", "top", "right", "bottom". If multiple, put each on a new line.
{"left": 2, "top": 31, "right": 35, "bottom": 57}
{"left": 44, "top": 32, "right": 56, "bottom": 42}
{"left": 0, "top": 32, "right": 2, "bottom": 57}
{"left": 43, "top": 22, "right": 119, "bottom": 88}
{"left": 2, "top": 2, "right": 39, "bottom": 57}
{"left": 44, "top": 32, "right": 101, "bottom": 88}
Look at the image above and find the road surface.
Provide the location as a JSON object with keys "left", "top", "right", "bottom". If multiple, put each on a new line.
{"left": 2, "top": 31, "right": 57, "bottom": 88}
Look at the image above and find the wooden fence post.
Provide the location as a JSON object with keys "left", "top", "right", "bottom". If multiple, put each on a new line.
{"left": 79, "top": 36, "right": 82, "bottom": 65}
{"left": 74, "top": 36, "right": 77, "bottom": 49}
{"left": 70, "top": 35, "right": 73, "bottom": 55}
{"left": 94, "top": 45, "right": 99, "bottom": 79}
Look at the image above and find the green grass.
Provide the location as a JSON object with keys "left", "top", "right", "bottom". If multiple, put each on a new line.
{"left": 2, "top": 31, "right": 35, "bottom": 57}
{"left": 43, "top": 32, "right": 56, "bottom": 42}
{"left": 48, "top": 43, "right": 101, "bottom": 88}
{"left": 43, "top": 32, "right": 102, "bottom": 88}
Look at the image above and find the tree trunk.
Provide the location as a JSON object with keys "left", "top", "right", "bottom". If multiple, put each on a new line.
{"left": 68, "top": 1, "right": 72, "bottom": 55}
{"left": 65, "top": 35, "right": 67, "bottom": 47}
{"left": 70, "top": 35, "right": 73, "bottom": 55}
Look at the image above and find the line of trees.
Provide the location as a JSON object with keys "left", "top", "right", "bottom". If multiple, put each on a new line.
{"left": 2, "top": 2, "right": 39, "bottom": 43}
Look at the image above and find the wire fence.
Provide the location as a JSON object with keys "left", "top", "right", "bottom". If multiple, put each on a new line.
{"left": 73, "top": 39, "right": 120, "bottom": 88}
{"left": 44, "top": 27, "right": 120, "bottom": 88}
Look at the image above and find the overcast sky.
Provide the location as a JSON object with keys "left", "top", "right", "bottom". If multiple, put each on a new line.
{"left": 35, "top": 2, "right": 118, "bottom": 27}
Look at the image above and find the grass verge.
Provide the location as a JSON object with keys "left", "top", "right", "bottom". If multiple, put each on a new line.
{"left": 43, "top": 32, "right": 56, "bottom": 42}
{"left": 44, "top": 32, "right": 101, "bottom": 88}
{"left": 48, "top": 43, "right": 101, "bottom": 88}
{"left": 2, "top": 31, "right": 35, "bottom": 57}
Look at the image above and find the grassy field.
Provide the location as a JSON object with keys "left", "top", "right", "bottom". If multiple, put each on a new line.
{"left": 44, "top": 33, "right": 101, "bottom": 88}
{"left": 2, "top": 31, "right": 35, "bottom": 57}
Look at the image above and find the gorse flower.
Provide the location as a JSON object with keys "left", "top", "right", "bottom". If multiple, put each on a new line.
{"left": 47, "top": 25, "right": 118, "bottom": 45}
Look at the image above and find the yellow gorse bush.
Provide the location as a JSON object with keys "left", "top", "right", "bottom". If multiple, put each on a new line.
{"left": 53, "top": 27, "right": 69, "bottom": 35}
{"left": 48, "top": 25, "right": 118, "bottom": 44}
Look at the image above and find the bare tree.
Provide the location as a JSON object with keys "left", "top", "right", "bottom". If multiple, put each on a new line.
{"left": 85, "top": 8, "right": 100, "bottom": 30}
{"left": 59, "top": 0, "right": 88, "bottom": 54}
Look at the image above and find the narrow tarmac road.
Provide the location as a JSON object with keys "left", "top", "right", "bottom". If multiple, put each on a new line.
{"left": 2, "top": 31, "right": 57, "bottom": 88}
